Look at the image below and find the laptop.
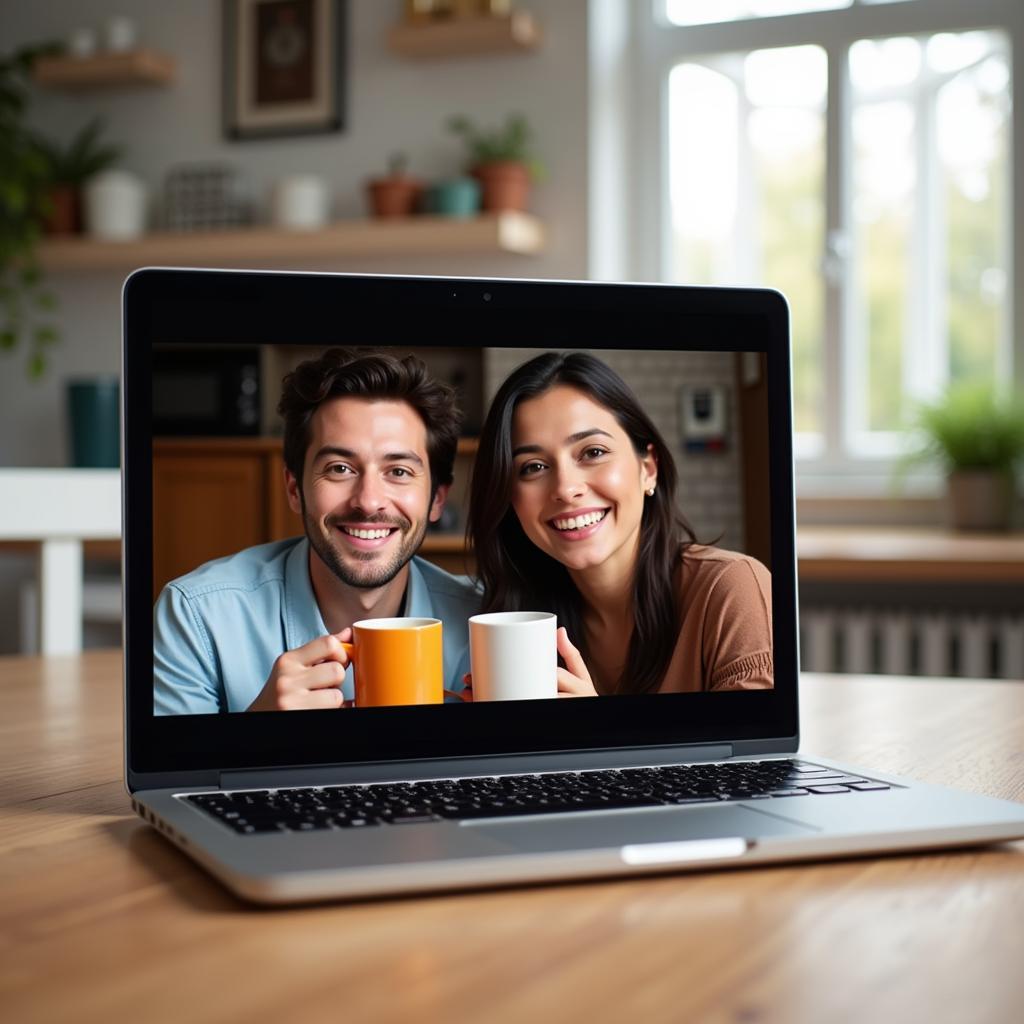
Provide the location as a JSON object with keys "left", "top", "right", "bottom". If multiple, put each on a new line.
{"left": 124, "top": 268, "right": 1024, "bottom": 903}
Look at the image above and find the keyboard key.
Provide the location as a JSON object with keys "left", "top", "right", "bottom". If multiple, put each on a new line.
{"left": 848, "top": 782, "right": 891, "bottom": 791}
{"left": 806, "top": 785, "right": 852, "bottom": 794}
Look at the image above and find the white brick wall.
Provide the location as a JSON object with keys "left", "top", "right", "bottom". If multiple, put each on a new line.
{"left": 482, "top": 348, "right": 747, "bottom": 552}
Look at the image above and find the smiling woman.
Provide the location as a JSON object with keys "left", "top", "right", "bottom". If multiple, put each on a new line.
{"left": 467, "top": 352, "right": 773, "bottom": 696}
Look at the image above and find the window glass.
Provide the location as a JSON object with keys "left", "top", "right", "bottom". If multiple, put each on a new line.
{"left": 848, "top": 30, "right": 1010, "bottom": 446}
{"left": 850, "top": 91, "right": 916, "bottom": 435}
{"left": 668, "top": 46, "right": 827, "bottom": 436}
{"left": 937, "top": 42, "right": 1010, "bottom": 388}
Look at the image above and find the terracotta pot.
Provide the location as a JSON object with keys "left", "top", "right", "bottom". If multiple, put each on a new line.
{"left": 946, "top": 469, "right": 1015, "bottom": 531}
{"left": 42, "top": 184, "right": 81, "bottom": 235}
{"left": 473, "top": 161, "right": 530, "bottom": 212}
{"left": 366, "top": 176, "right": 422, "bottom": 218}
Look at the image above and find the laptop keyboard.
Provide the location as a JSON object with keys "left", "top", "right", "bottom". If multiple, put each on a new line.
{"left": 183, "top": 760, "right": 892, "bottom": 835}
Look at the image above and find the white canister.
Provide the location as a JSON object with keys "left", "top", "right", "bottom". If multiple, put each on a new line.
{"left": 68, "top": 27, "right": 98, "bottom": 58}
{"left": 105, "top": 16, "right": 139, "bottom": 53}
{"left": 270, "top": 175, "right": 330, "bottom": 230}
{"left": 84, "top": 171, "right": 148, "bottom": 240}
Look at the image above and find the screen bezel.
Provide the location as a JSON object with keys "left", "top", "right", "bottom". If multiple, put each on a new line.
{"left": 124, "top": 269, "right": 798, "bottom": 781}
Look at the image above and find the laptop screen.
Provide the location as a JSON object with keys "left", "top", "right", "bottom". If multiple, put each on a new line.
{"left": 124, "top": 272, "right": 797, "bottom": 781}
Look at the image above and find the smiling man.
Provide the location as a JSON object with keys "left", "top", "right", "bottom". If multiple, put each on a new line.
{"left": 154, "top": 348, "right": 480, "bottom": 714}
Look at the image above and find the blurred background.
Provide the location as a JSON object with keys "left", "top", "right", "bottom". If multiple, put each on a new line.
{"left": 0, "top": 0, "right": 1021, "bottom": 678}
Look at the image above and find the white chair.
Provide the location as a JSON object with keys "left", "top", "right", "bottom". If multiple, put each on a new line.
{"left": 0, "top": 469, "right": 120, "bottom": 655}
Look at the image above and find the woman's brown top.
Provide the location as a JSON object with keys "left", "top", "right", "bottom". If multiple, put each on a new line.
{"left": 658, "top": 544, "right": 773, "bottom": 692}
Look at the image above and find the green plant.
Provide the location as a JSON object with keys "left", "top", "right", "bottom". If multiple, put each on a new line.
{"left": 446, "top": 113, "right": 542, "bottom": 178}
{"left": 33, "top": 117, "right": 122, "bottom": 187}
{"left": 908, "top": 383, "right": 1024, "bottom": 474}
{"left": 0, "top": 41, "right": 62, "bottom": 379}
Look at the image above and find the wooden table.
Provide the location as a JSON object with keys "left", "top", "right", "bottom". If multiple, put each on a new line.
{"left": 2, "top": 651, "right": 1023, "bottom": 1023}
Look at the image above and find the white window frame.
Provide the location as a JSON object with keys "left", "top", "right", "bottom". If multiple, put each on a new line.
{"left": 590, "top": 0, "right": 1024, "bottom": 496}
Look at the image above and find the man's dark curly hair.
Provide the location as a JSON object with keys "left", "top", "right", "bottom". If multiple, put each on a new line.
{"left": 278, "top": 348, "right": 462, "bottom": 498}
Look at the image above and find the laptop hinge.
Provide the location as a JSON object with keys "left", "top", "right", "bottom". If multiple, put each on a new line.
{"left": 218, "top": 743, "right": 735, "bottom": 791}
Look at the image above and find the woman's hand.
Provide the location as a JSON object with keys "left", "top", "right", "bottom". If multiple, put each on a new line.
{"left": 556, "top": 627, "right": 599, "bottom": 697}
{"left": 446, "top": 673, "right": 474, "bottom": 702}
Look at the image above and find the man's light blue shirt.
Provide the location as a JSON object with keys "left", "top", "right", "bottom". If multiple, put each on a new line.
{"left": 154, "top": 537, "right": 480, "bottom": 715}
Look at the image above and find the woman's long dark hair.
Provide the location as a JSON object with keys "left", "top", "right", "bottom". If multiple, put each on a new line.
{"left": 467, "top": 352, "right": 697, "bottom": 695}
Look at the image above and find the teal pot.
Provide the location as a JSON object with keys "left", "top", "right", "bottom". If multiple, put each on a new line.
{"left": 428, "top": 177, "right": 481, "bottom": 218}
{"left": 67, "top": 378, "right": 120, "bottom": 467}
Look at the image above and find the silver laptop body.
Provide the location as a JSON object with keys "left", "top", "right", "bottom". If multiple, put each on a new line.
{"left": 125, "top": 269, "right": 1024, "bottom": 904}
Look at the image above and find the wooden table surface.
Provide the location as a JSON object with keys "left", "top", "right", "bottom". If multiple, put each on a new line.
{"left": 2, "top": 651, "right": 1023, "bottom": 1024}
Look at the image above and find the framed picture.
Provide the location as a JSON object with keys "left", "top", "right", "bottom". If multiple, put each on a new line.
{"left": 223, "top": 0, "right": 346, "bottom": 141}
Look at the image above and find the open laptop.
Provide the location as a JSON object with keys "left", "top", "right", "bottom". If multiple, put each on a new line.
{"left": 124, "top": 268, "right": 1024, "bottom": 903}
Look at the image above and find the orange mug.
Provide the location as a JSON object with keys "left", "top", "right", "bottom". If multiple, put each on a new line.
{"left": 341, "top": 617, "right": 443, "bottom": 708}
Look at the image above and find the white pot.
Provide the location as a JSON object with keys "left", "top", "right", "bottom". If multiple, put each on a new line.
{"left": 270, "top": 175, "right": 330, "bottom": 230}
{"left": 84, "top": 171, "right": 148, "bottom": 240}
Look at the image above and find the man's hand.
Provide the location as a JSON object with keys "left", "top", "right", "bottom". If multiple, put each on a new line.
{"left": 247, "top": 629, "right": 353, "bottom": 711}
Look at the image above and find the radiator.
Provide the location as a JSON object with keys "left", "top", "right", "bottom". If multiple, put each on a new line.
{"left": 800, "top": 607, "right": 1024, "bottom": 679}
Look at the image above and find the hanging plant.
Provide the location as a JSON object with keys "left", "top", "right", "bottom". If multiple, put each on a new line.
{"left": 0, "top": 42, "right": 62, "bottom": 379}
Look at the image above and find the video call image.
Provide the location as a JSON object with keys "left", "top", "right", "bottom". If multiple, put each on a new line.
{"left": 152, "top": 344, "right": 773, "bottom": 715}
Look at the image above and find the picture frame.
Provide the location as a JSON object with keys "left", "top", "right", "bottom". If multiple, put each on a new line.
{"left": 223, "top": 0, "right": 346, "bottom": 141}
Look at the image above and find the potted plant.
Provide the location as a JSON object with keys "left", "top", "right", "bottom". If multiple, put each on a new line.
{"left": 0, "top": 42, "right": 62, "bottom": 379}
{"left": 365, "top": 152, "right": 423, "bottom": 218}
{"left": 447, "top": 113, "right": 540, "bottom": 212}
{"left": 908, "top": 383, "right": 1024, "bottom": 531}
{"left": 33, "top": 118, "right": 122, "bottom": 235}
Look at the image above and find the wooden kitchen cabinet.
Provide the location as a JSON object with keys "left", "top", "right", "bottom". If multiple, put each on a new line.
{"left": 152, "top": 438, "right": 301, "bottom": 598}
{"left": 152, "top": 437, "right": 476, "bottom": 598}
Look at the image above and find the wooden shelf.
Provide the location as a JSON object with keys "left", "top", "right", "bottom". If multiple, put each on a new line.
{"left": 389, "top": 12, "right": 540, "bottom": 59}
{"left": 37, "top": 213, "right": 545, "bottom": 272}
{"left": 32, "top": 49, "right": 176, "bottom": 89}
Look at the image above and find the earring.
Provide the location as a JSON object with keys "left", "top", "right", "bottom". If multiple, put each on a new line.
{"left": 646, "top": 487, "right": 656, "bottom": 497}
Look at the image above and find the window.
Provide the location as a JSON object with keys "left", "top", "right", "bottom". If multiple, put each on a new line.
{"left": 606, "top": 0, "right": 1020, "bottom": 484}
{"left": 847, "top": 31, "right": 1010, "bottom": 454}
{"left": 668, "top": 45, "right": 828, "bottom": 439}
{"left": 667, "top": 0, "right": 856, "bottom": 26}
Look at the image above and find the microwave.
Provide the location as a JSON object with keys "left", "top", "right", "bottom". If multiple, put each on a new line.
{"left": 152, "top": 345, "right": 261, "bottom": 436}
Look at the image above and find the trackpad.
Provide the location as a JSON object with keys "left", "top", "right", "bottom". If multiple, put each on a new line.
{"left": 466, "top": 805, "right": 815, "bottom": 854}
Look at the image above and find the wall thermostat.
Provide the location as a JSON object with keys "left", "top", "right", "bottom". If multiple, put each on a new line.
{"left": 680, "top": 384, "right": 727, "bottom": 453}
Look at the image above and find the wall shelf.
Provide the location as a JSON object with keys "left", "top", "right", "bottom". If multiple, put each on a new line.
{"left": 32, "top": 48, "right": 177, "bottom": 89}
{"left": 37, "top": 213, "right": 545, "bottom": 272}
{"left": 388, "top": 12, "right": 540, "bottom": 59}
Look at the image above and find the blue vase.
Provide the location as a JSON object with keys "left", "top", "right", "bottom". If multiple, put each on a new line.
{"left": 428, "top": 177, "right": 481, "bottom": 218}
{"left": 67, "top": 378, "right": 120, "bottom": 468}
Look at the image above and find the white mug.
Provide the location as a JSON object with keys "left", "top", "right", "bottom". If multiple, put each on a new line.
{"left": 469, "top": 611, "right": 557, "bottom": 701}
